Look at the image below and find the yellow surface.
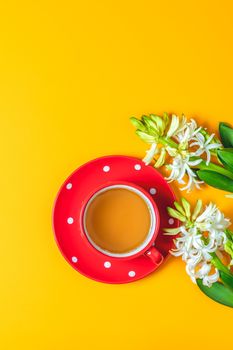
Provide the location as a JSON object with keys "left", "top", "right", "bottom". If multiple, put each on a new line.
{"left": 1, "top": 1, "right": 233, "bottom": 349}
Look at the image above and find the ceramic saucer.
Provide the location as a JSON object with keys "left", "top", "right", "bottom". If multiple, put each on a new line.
{"left": 53, "top": 155, "right": 178, "bottom": 283}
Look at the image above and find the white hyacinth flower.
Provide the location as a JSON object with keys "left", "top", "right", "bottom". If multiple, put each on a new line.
{"left": 131, "top": 113, "right": 222, "bottom": 192}
{"left": 196, "top": 262, "right": 219, "bottom": 287}
{"left": 175, "top": 119, "right": 202, "bottom": 145}
{"left": 190, "top": 132, "right": 221, "bottom": 165}
{"left": 165, "top": 199, "right": 231, "bottom": 287}
{"left": 163, "top": 118, "right": 208, "bottom": 191}
{"left": 202, "top": 269, "right": 220, "bottom": 287}
{"left": 195, "top": 203, "right": 231, "bottom": 234}
{"left": 166, "top": 154, "right": 203, "bottom": 192}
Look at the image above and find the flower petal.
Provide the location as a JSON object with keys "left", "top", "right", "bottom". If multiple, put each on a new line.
{"left": 142, "top": 143, "right": 157, "bottom": 165}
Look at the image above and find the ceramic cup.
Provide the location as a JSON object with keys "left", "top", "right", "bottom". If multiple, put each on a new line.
{"left": 81, "top": 181, "right": 163, "bottom": 266}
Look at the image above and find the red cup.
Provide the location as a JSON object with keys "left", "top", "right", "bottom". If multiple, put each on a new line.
{"left": 81, "top": 181, "right": 163, "bottom": 267}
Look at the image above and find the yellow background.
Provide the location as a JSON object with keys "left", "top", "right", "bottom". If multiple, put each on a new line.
{"left": 1, "top": 1, "right": 233, "bottom": 349}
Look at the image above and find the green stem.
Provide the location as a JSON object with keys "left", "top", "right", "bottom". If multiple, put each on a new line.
{"left": 210, "top": 149, "right": 218, "bottom": 156}
{"left": 211, "top": 252, "right": 232, "bottom": 276}
{"left": 159, "top": 136, "right": 178, "bottom": 149}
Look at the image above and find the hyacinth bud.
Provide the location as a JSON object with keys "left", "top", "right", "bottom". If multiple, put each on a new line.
{"left": 135, "top": 130, "right": 156, "bottom": 144}
{"left": 150, "top": 114, "right": 167, "bottom": 135}
{"left": 130, "top": 117, "right": 146, "bottom": 131}
{"left": 167, "top": 207, "right": 186, "bottom": 222}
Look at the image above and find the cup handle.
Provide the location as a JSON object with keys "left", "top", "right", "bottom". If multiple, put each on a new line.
{"left": 145, "top": 246, "right": 164, "bottom": 266}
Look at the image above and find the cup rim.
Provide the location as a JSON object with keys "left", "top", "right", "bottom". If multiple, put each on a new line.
{"left": 81, "top": 181, "right": 160, "bottom": 259}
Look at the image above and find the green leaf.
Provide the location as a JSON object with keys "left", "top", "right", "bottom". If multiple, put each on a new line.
{"left": 219, "top": 122, "right": 233, "bottom": 148}
{"left": 197, "top": 279, "right": 233, "bottom": 308}
{"left": 197, "top": 170, "right": 233, "bottom": 192}
{"left": 217, "top": 148, "right": 233, "bottom": 173}
{"left": 181, "top": 197, "right": 191, "bottom": 219}
{"left": 220, "top": 271, "right": 233, "bottom": 290}
{"left": 198, "top": 160, "right": 233, "bottom": 180}
{"left": 210, "top": 252, "right": 232, "bottom": 275}
{"left": 224, "top": 238, "right": 233, "bottom": 260}
{"left": 225, "top": 229, "right": 233, "bottom": 241}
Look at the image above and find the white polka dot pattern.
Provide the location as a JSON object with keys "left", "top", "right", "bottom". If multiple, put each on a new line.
{"left": 103, "top": 165, "right": 110, "bottom": 172}
{"left": 128, "top": 271, "right": 136, "bottom": 277}
{"left": 104, "top": 261, "right": 111, "bottom": 268}
{"left": 168, "top": 218, "right": 175, "bottom": 225}
{"left": 72, "top": 256, "right": 78, "bottom": 263}
{"left": 66, "top": 183, "right": 72, "bottom": 190}
{"left": 149, "top": 188, "right": 157, "bottom": 195}
{"left": 134, "top": 164, "right": 141, "bottom": 170}
{"left": 67, "top": 217, "right": 74, "bottom": 224}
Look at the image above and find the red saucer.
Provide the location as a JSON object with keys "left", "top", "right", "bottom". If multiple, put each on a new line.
{"left": 52, "top": 155, "right": 178, "bottom": 283}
